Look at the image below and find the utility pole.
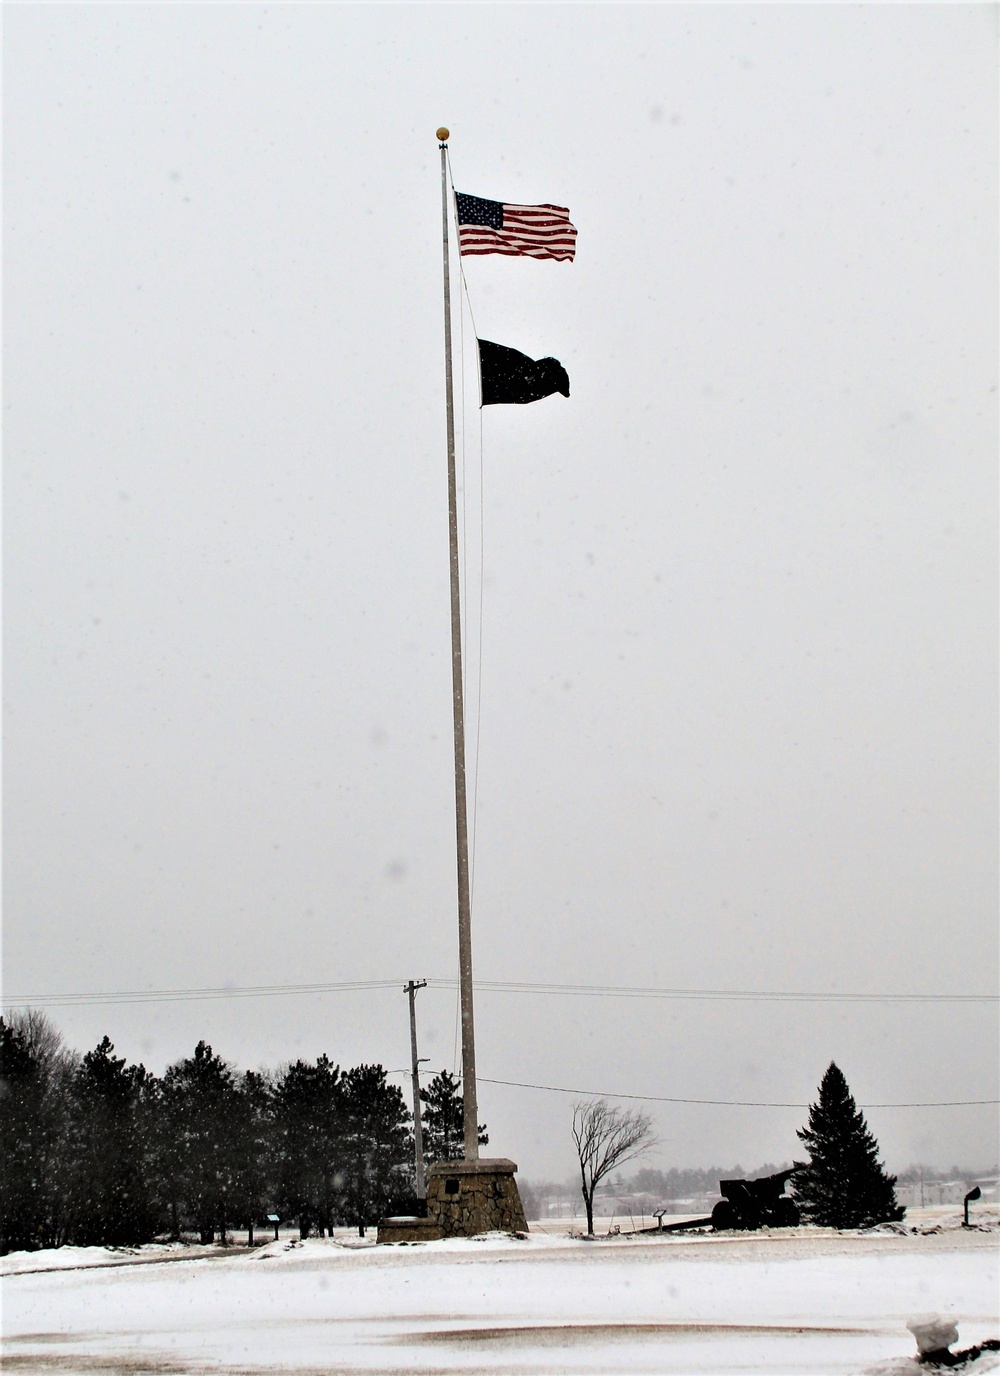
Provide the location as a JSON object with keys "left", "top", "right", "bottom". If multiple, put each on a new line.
{"left": 405, "top": 979, "right": 429, "bottom": 1198}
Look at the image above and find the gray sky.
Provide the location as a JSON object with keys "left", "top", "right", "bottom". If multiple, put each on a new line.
{"left": 4, "top": 3, "right": 997, "bottom": 1182}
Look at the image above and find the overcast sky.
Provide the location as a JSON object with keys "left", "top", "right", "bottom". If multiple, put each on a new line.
{"left": 4, "top": 3, "right": 997, "bottom": 1182}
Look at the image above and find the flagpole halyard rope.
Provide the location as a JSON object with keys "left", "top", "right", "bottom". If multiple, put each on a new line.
{"left": 457, "top": 203, "right": 468, "bottom": 731}
{"left": 448, "top": 150, "right": 487, "bottom": 906}
{"left": 448, "top": 151, "right": 474, "bottom": 896}
{"left": 475, "top": 402, "right": 485, "bottom": 896}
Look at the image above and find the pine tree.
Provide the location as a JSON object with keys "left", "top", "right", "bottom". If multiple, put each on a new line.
{"left": 159, "top": 1042, "right": 240, "bottom": 1243}
{"left": 1, "top": 1017, "right": 49, "bottom": 1253}
{"left": 65, "top": 1037, "right": 155, "bottom": 1246}
{"left": 229, "top": 1070, "right": 273, "bottom": 1246}
{"left": 794, "top": 1062, "right": 904, "bottom": 1228}
{"left": 339, "top": 1064, "right": 412, "bottom": 1236}
{"left": 419, "top": 1070, "right": 488, "bottom": 1164}
{"left": 273, "top": 1056, "right": 343, "bottom": 1238}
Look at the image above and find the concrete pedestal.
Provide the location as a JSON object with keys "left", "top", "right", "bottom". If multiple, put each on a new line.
{"left": 377, "top": 1157, "right": 527, "bottom": 1243}
{"left": 426, "top": 1157, "right": 527, "bottom": 1237}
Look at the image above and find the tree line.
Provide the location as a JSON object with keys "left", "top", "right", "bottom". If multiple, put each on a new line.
{"left": 0, "top": 1011, "right": 478, "bottom": 1254}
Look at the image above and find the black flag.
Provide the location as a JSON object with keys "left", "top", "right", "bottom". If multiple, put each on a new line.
{"left": 478, "top": 339, "right": 570, "bottom": 406}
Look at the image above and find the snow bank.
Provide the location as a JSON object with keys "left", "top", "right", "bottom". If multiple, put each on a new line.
{"left": 4, "top": 1227, "right": 997, "bottom": 1374}
{"left": 0, "top": 1238, "right": 253, "bottom": 1276}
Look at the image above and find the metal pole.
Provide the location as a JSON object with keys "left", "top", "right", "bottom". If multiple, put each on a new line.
{"left": 406, "top": 979, "right": 428, "bottom": 1197}
{"left": 437, "top": 127, "right": 479, "bottom": 1161}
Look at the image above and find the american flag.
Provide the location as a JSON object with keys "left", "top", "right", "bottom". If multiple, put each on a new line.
{"left": 455, "top": 192, "right": 577, "bottom": 262}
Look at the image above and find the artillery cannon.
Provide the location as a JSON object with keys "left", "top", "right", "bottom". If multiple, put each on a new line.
{"left": 710, "top": 1169, "right": 799, "bottom": 1230}
{"left": 652, "top": 1169, "right": 800, "bottom": 1234}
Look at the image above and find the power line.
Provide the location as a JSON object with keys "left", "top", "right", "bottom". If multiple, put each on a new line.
{"left": 4, "top": 988, "right": 992, "bottom": 1108}
{"left": 478, "top": 1076, "right": 1000, "bottom": 1110}
{"left": 4, "top": 977, "right": 995, "bottom": 1009}
{"left": 446, "top": 980, "right": 996, "bottom": 1005}
{"left": 2, "top": 979, "right": 402, "bottom": 1007}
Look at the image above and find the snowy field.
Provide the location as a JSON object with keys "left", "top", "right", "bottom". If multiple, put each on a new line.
{"left": 3, "top": 1214, "right": 998, "bottom": 1376}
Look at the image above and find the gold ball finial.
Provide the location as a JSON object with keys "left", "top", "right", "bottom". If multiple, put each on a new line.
{"left": 436, "top": 127, "right": 450, "bottom": 142}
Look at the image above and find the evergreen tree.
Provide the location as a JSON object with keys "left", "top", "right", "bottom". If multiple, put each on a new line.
{"left": 340, "top": 1065, "right": 412, "bottom": 1235}
{"left": 159, "top": 1042, "right": 240, "bottom": 1243}
{"left": 228, "top": 1069, "right": 273, "bottom": 1245}
{"left": 65, "top": 1037, "right": 155, "bottom": 1246}
{"left": 794, "top": 1062, "right": 904, "bottom": 1228}
{"left": 272, "top": 1056, "right": 343, "bottom": 1238}
{"left": 146, "top": 1073, "right": 185, "bottom": 1240}
{"left": 419, "top": 1070, "right": 487, "bottom": 1164}
{"left": 1, "top": 1017, "right": 48, "bottom": 1252}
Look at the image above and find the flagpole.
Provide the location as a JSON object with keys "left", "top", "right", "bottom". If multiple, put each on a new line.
{"left": 437, "top": 127, "right": 479, "bottom": 1163}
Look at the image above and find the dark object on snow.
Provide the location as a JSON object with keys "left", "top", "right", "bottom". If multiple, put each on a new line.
{"left": 908, "top": 1316, "right": 1000, "bottom": 1366}
{"left": 917, "top": 1340, "right": 1000, "bottom": 1367}
{"left": 647, "top": 1169, "right": 800, "bottom": 1233}
{"left": 963, "top": 1185, "right": 981, "bottom": 1227}
{"left": 478, "top": 339, "right": 570, "bottom": 406}
{"left": 645, "top": 1213, "right": 712, "bottom": 1233}
{"left": 795, "top": 1062, "right": 904, "bottom": 1228}
{"left": 710, "top": 1170, "right": 800, "bottom": 1231}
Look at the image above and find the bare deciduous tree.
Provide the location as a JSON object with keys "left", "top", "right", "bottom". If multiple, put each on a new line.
{"left": 4, "top": 1008, "right": 74, "bottom": 1076}
{"left": 572, "top": 1098, "right": 655, "bottom": 1235}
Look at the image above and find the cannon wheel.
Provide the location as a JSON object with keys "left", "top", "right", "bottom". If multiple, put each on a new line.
{"left": 711, "top": 1200, "right": 738, "bottom": 1231}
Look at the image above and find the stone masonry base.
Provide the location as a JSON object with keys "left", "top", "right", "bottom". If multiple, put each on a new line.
{"left": 377, "top": 1157, "right": 527, "bottom": 1243}
{"left": 375, "top": 1215, "right": 442, "bottom": 1244}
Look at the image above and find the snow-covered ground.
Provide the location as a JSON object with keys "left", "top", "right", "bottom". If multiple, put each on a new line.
{"left": 3, "top": 1215, "right": 997, "bottom": 1375}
